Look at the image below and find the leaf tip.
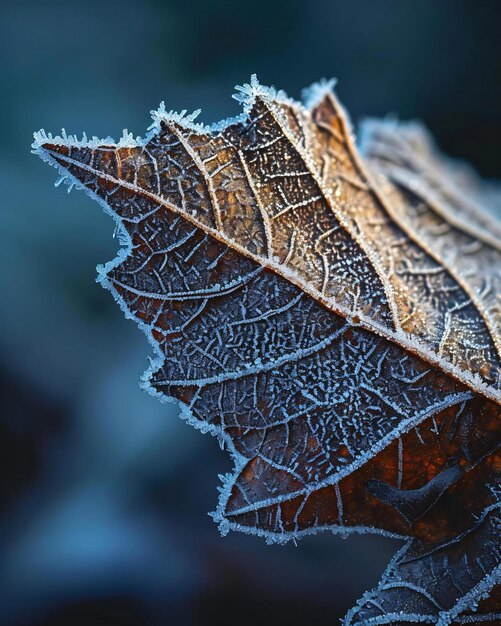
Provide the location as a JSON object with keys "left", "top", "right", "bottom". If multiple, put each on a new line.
{"left": 302, "top": 77, "right": 337, "bottom": 109}
{"left": 218, "top": 519, "right": 230, "bottom": 537}
{"left": 148, "top": 103, "right": 207, "bottom": 134}
{"left": 233, "top": 74, "right": 291, "bottom": 112}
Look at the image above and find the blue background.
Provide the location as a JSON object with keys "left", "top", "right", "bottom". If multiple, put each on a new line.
{"left": 1, "top": 1, "right": 500, "bottom": 624}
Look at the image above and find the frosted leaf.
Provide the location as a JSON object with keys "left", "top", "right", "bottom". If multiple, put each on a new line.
{"left": 32, "top": 76, "right": 501, "bottom": 623}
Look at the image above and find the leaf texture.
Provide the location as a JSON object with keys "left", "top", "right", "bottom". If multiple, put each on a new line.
{"left": 360, "top": 119, "right": 501, "bottom": 361}
{"left": 345, "top": 501, "right": 501, "bottom": 625}
{"left": 33, "top": 76, "right": 501, "bottom": 624}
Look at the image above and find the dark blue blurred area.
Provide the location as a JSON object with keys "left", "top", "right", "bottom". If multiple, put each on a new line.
{"left": 1, "top": 1, "right": 500, "bottom": 624}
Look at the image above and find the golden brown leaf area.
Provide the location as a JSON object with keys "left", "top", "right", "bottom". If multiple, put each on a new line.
{"left": 34, "top": 76, "right": 500, "bottom": 624}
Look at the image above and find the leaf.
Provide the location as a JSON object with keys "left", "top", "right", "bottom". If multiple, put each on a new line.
{"left": 32, "top": 76, "right": 500, "bottom": 624}
{"left": 359, "top": 118, "right": 501, "bottom": 350}
{"left": 345, "top": 499, "right": 501, "bottom": 625}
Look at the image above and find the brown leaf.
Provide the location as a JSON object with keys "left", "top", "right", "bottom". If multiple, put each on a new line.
{"left": 344, "top": 502, "right": 500, "bottom": 625}
{"left": 360, "top": 118, "right": 501, "bottom": 361}
{"left": 33, "top": 75, "right": 501, "bottom": 623}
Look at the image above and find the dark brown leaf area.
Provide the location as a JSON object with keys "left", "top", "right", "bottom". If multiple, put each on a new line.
{"left": 346, "top": 505, "right": 500, "bottom": 625}
{"left": 228, "top": 398, "right": 500, "bottom": 547}
{"left": 34, "top": 77, "right": 500, "bottom": 624}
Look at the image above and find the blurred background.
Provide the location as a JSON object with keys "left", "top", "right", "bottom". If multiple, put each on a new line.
{"left": 1, "top": 1, "right": 500, "bottom": 624}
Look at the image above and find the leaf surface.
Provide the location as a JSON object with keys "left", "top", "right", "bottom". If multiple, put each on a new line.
{"left": 345, "top": 500, "right": 500, "bottom": 625}
{"left": 33, "top": 76, "right": 501, "bottom": 624}
{"left": 360, "top": 118, "right": 501, "bottom": 357}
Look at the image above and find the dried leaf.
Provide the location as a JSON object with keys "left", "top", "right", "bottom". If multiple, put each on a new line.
{"left": 360, "top": 118, "right": 501, "bottom": 349}
{"left": 33, "top": 76, "right": 500, "bottom": 624}
{"left": 345, "top": 501, "right": 500, "bottom": 625}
